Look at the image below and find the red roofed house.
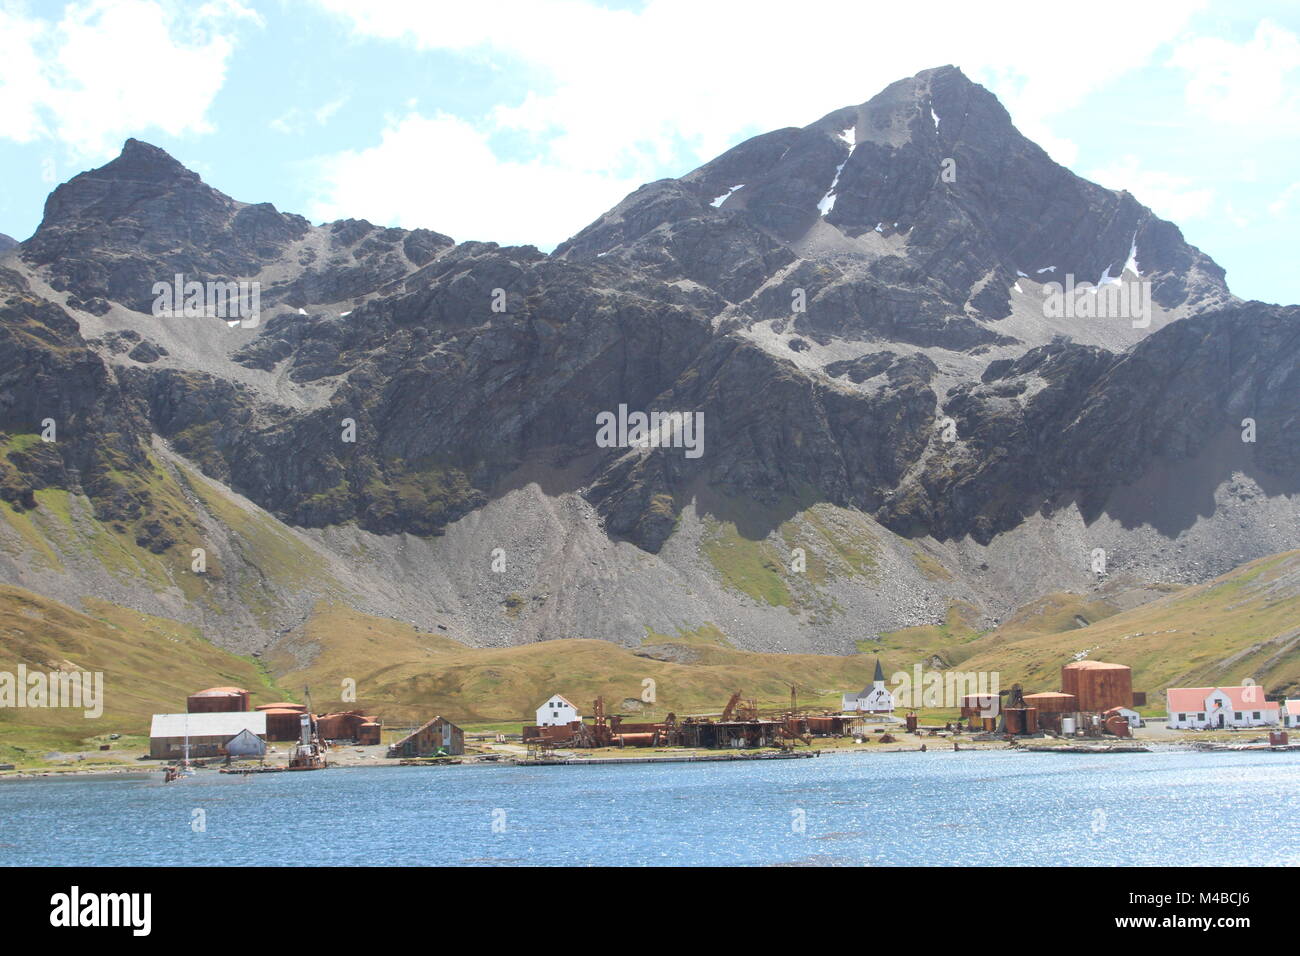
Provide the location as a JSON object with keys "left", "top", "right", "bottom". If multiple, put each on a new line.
{"left": 1166, "top": 685, "right": 1279, "bottom": 730}
{"left": 1282, "top": 700, "right": 1300, "bottom": 730}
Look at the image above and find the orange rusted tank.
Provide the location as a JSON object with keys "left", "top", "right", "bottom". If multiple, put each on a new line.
{"left": 1023, "top": 692, "right": 1077, "bottom": 714}
{"left": 1004, "top": 709, "right": 1025, "bottom": 735}
{"left": 262, "top": 708, "right": 304, "bottom": 741}
{"left": 615, "top": 733, "right": 656, "bottom": 747}
{"left": 1061, "top": 661, "right": 1132, "bottom": 713}
{"left": 255, "top": 702, "right": 305, "bottom": 712}
{"left": 187, "top": 686, "right": 250, "bottom": 713}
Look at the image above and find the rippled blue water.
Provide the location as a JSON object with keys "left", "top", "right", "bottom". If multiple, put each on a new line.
{"left": 2, "top": 750, "right": 1297, "bottom": 866}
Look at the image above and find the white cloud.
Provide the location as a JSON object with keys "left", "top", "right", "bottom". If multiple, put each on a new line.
{"left": 270, "top": 96, "right": 349, "bottom": 135}
{"left": 1087, "top": 155, "right": 1215, "bottom": 222}
{"left": 1169, "top": 19, "right": 1300, "bottom": 129}
{"left": 0, "top": 0, "right": 260, "bottom": 160}
{"left": 304, "top": 111, "right": 643, "bottom": 247}
{"left": 1269, "top": 181, "right": 1300, "bottom": 217}
{"left": 307, "top": 0, "right": 1203, "bottom": 245}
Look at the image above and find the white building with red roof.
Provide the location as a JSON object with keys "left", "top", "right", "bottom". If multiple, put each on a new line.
{"left": 1166, "top": 685, "right": 1279, "bottom": 730}
{"left": 1282, "top": 700, "right": 1300, "bottom": 729}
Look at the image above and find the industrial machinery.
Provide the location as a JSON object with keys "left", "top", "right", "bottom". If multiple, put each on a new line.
{"left": 287, "top": 687, "right": 328, "bottom": 771}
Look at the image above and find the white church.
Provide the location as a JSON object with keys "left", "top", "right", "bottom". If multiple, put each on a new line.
{"left": 841, "top": 659, "right": 896, "bottom": 714}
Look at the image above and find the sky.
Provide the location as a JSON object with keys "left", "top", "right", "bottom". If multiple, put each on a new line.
{"left": 1, "top": 0, "right": 1298, "bottom": 304}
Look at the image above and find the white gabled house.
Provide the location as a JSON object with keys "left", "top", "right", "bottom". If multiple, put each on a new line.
{"left": 1166, "top": 686, "right": 1279, "bottom": 730}
{"left": 536, "top": 694, "right": 581, "bottom": 727}
{"left": 1282, "top": 700, "right": 1300, "bottom": 729}
{"left": 841, "top": 659, "right": 895, "bottom": 714}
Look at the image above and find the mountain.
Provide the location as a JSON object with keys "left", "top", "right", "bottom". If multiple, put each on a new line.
{"left": 0, "top": 67, "right": 1297, "bottom": 663}
{"left": 0, "top": 234, "right": 16, "bottom": 254}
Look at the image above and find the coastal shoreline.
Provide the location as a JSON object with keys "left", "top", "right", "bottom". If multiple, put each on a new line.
{"left": 3, "top": 736, "right": 1272, "bottom": 782}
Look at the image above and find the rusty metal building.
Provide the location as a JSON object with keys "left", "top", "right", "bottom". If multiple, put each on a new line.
{"left": 1061, "top": 661, "right": 1133, "bottom": 713}
{"left": 387, "top": 716, "right": 464, "bottom": 757}
{"left": 261, "top": 707, "right": 306, "bottom": 742}
{"left": 315, "top": 711, "right": 382, "bottom": 742}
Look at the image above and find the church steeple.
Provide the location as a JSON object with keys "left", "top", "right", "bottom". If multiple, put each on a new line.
{"left": 873, "top": 657, "right": 885, "bottom": 685}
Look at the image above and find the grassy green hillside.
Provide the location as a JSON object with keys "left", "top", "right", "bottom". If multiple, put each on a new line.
{"left": 269, "top": 603, "right": 884, "bottom": 724}
{"left": 954, "top": 550, "right": 1300, "bottom": 702}
{"left": 0, "top": 584, "right": 289, "bottom": 767}
{"left": 5, "top": 549, "right": 1299, "bottom": 766}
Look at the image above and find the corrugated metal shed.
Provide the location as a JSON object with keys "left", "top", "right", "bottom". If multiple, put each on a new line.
{"left": 225, "top": 728, "right": 266, "bottom": 757}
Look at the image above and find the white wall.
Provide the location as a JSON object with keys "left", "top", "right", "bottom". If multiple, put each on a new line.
{"left": 537, "top": 696, "right": 580, "bottom": 727}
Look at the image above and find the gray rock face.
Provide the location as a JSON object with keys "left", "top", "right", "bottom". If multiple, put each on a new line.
{"left": 0, "top": 234, "right": 16, "bottom": 254}
{"left": 878, "top": 303, "right": 1300, "bottom": 542}
{"left": 558, "top": 66, "right": 1232, "bottom": 351}
{"left": 0, "top": 67, "right": 1295, "bottom": 653}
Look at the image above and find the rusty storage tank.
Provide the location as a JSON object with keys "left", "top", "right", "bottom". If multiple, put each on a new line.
{"left": 357, "top": 721, "right": 381, "bottom": 745}
{"left": 806, "top": 716, "right": 837, "bottom": 734}
{"left": 1061, "top": 661, "right": 1132, "bottom": 712}
{"left": 1024, "top": 707, "right": 1038, "bottom": 733}
{"left": 615, "top": 733, "right": 656, "bottom": 747}
{"left": 904, "top": 712, "right": 918, "bottom": 732}
{"left": 187, "top": 686, "right": 250, "bottom": 713}
{"left": 1004, "top": 708, "right": 1025, "bottom": 734}
{"left": 262, "top": 708, "right": 304, "bottom": 741}
{"left": 1023, "top": 692, "right": 1077, "bottom": 714}
{"left": 255, "top": 702, "right": 305, "bottom": 713}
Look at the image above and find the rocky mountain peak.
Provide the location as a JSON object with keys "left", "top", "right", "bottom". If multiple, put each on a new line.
{"left": 559, "top": 66, "right": 1232, "bottom": 357}
{"left": 22, "top": 138, "right": 311, "bottom": 313}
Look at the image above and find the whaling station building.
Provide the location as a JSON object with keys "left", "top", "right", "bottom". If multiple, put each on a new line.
{"left": 387, "top": 716, "right": 465, "bottom": 757}
{"left": 148, "top": 685, "right": 382, "bottom": 758}
{"left": 1166, "top": 686, "right": 1280, "bottom": 730}
{"left": 149, "top": 711, "right": 268, "bottom": 759}
{"left": 962, "top": 660, "right": 1144, "bottom": 736}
